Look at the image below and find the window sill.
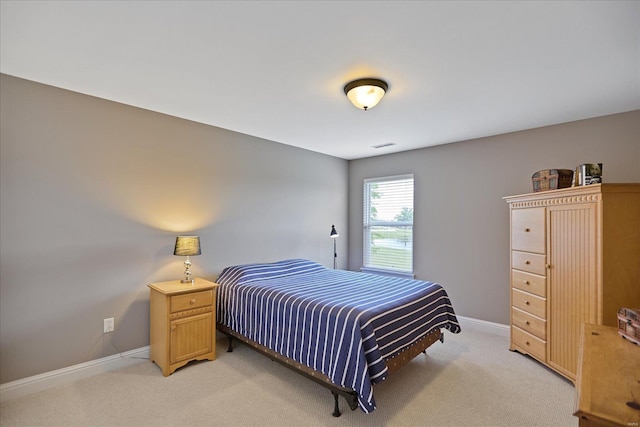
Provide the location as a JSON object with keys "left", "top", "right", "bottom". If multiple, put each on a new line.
{"left": 360, "top": 267, "right": 415, "bottom": 279}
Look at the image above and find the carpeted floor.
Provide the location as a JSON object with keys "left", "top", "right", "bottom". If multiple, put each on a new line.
{"left": 0, "top": 329, "right": 576, "bottom": 426}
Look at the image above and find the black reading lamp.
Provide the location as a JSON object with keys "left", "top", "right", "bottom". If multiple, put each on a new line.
{"left": 330, "top": 225, "right": 339, "bottom": 269}
{"left": 174, "top": 236, "right": 201, "bottom": 283}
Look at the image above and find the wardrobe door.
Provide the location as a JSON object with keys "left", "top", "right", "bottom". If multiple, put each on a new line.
{"left": 547, "top": 202, "right": 598, "bottom": 380}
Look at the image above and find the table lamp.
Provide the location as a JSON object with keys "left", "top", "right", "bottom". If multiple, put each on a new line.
{"left": 174, "top": 236, "right": 201, "bottom": 283}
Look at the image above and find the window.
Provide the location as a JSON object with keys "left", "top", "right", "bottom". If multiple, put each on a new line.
{"left": 363, "top": 174, "right": 414, "bottom": 277}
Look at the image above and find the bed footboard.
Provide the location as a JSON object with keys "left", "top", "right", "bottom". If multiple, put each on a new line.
{"left": 385, "top": 328, "right": 443, "bottom": 374}
{"left": 217, "top": 323, "right": 442, "bottom": 416}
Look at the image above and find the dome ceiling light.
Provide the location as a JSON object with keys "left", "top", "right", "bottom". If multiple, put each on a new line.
{"left": 343, "top": 78, "right": 388, "bottom": 111}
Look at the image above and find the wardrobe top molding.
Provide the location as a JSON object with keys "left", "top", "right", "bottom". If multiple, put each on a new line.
{"left": 504, "top": 183, "right": 640, "bottom": 208}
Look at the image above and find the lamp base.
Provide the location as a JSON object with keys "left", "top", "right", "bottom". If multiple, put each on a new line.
{"left": 181, "top": 256, "right": 194, "bottom": 284}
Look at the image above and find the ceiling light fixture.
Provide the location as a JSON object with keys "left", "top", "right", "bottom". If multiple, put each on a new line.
{"left": 343, "top": 78, "right": 388, "bottom": 111}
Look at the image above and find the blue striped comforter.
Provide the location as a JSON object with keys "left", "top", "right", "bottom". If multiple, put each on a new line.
{"left": 216, "top": 259, "right": 460, "bottom": 413}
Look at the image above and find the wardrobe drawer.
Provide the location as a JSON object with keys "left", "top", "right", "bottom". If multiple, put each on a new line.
{"left": 512, "top": 326, "right": 546, "bottom": 362}
{"left": 512, "top": 251, "right": 547, "bottom": 276}
{"left": 512, "top": 269, "right": 546, "bottom": 298}
{"left": 512, "top": 307, "right": 546, "bottom": 340}
{"left": 512, "top": 289, "right": 546, "bottom": 319}
{"left": 511, "top": 207, "right": 546, "bottom": 254}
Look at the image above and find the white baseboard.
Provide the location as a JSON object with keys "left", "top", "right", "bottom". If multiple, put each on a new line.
{"left": 456, "top": 315, "right": 510, "bottom": 337}
{"left": 0, "top": 316, "right": 509, "bottom": 403}
{"left": 0, "top": 346, "right": 150, "bottom": 403}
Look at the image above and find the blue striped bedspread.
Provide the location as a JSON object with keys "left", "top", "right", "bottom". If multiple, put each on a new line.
{"left": 216, "top": 259, "right": 460, "bottom": 413}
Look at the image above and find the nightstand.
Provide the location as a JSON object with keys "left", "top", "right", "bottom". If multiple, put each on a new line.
{"left": 148, "top": 278, "right": 220, "bottom": 376}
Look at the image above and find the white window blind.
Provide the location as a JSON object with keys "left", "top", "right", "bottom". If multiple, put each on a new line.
{"left": 363, "top": 175, "right": 414, "bottom": 276}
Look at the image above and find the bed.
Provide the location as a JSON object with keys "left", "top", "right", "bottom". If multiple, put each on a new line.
{"left": 216, "top": 258, "right": 460, "bottom": 415}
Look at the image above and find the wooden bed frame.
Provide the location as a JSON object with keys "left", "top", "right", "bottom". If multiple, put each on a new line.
{"left": 217, "top": 323, "right": 444, "bottom": 416}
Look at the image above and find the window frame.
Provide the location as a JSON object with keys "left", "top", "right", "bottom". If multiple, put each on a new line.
{"left": 362, "top": 174, "right": 415, "bottom": 278}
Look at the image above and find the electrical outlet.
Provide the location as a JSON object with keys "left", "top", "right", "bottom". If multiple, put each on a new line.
{"left": 103, "top": 317, "right": 114, "bottom": 333}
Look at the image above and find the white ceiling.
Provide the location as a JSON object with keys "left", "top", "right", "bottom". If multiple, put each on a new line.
{"left": 1, "top": 1, "right": 639, "bottom": 160}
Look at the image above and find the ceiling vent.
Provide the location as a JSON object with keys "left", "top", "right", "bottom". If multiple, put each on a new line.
{"left": 371, "top": 142, "right": 396, "bottom": 149}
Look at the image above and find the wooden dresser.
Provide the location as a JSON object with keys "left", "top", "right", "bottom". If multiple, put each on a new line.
{"left": 574, "top": 323, "right": 640, "bottom": 427}
{"left": 504, "top": 184, "right": 640, "bottom": 381}
{"left": 148, "top": 278, "right": 219, "bottom": 376}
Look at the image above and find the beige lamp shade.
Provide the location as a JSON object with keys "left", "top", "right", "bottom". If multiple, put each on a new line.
{"left": 344, "top": 78, "right": 388, "bottom": 110}
{"left": 173, "top": 236, "right": 201, "bottom": 256}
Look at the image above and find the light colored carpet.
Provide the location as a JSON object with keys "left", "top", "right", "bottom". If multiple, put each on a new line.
{"left": 0, "top": 330, "right": 576, "bottom": 426}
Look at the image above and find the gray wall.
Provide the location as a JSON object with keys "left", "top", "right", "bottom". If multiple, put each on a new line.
{"left": 0, "top": 74, "right": 348, "bottom": 383}
{"left": 348, "top": 111, "right": 640, "bottom": 325}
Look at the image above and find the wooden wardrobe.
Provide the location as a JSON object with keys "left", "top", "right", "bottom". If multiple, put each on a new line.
{"left": 504, "top": 184, "right": 640, "bottom": 381}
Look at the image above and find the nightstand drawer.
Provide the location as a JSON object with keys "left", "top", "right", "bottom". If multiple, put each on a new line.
{"left": 171, "top": 290, "right": 213, "bottom": 313}
{"left": 512, "top": 289, "right": 546, "bottom": 319}
{"left": 512, "top": 326, "right": 546, "bottom": 361}
{"left": 512, "top": 307, "right": 546, "bottom": 340}
{"left": 512, "top": 251, "right": 546, "bottom": 276}
{"left": 512, "top": 269, "right": 546, "bottom": 297}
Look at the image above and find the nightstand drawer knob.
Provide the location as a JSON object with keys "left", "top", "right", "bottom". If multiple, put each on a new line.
{"left": 525, "top": 260, "right": 530, "bottom": 265}
{"left": 525, "top": 301, "right": 530, "bottom": 305}
{"left": 525, "top": 228, "right": 530, "bottom": 232}
{"left": 190, "top": 299, "right": 196, "bottom": 305}
{"left": 524, "top": 280, "right": 530, "bottom": 285}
